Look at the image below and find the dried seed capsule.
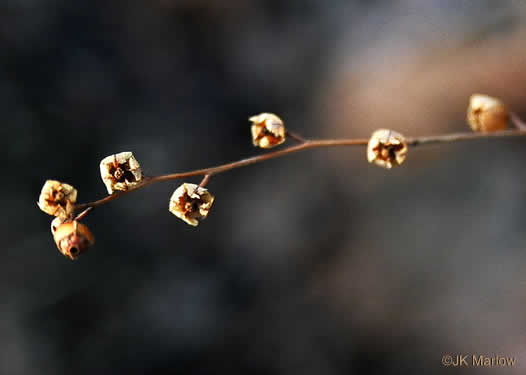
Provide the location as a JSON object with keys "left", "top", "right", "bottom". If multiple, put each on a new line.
{"left": 52, "top": 220, "right": 95, "bottom": 260}
{"left": 37, "top": 180, "right": 78, "bottom": 218}
{"left": 250, "top": 113, "right": 286, "bottom": 148}
{"left": 51, "top": 216, "right": 65, "bottom": 234}
{"left": 467, "top": 94, "right": 509, "bottom": 132}
{"left": 367, "top": 129, "right": 408, "bottom": 169}
{"left": 169, "top": 183, "right": 215, "bottom": 226}
{"left": 100, "top": 152, "right": 142, "bottom": 194}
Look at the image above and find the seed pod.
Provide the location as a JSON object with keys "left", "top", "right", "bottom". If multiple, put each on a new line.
{"left": 250, "top": 113, "right": 286, "bottom": 148}
{"left": 169, "top": 183, "right": 215, "bottom": 226}
{"left": 52, "top": 220, "right": 94, "bottom": 260}
{"left": 100, "top": 152, "right": 142, "bottom": 194}
{"left": 51, "top": 216, "right": 65, "bottom": 234}
{"left": 467, "top": 94, "right": 509, "bottom": 132}
{"left": 367, "top": 129, "right": 408, "bottom": 169}
{"left": 37, "top": 180, "right": 78, "bottom": 218}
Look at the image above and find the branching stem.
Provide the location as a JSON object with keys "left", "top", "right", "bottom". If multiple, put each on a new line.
{"left": 74, "top": 128, "right": 526, "bottom": 214}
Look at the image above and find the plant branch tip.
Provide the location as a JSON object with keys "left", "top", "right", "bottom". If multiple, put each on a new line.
{"left": 37, "top": 95, "right": 526, "bottom": 259}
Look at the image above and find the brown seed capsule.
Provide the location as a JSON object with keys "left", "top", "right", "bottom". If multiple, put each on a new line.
{"left": 100, "top": 152, "right": 142, "bottom": 194}
{"left": 37, "top": 180, "right": 78, "bottom": 218}
{"left": 52, "top": 220, "right": 95, "bottom": 260}
{"left": 51, "top": 216, "right": 65, "bottom": 234}
{"left": 467, "top": 94, "right": 509, "bottom": 132}
{"left": 249, "top": 113, "right": 286, "bottom": 148}
{"left": 169, "top": 183, "right": 215, "bottom": 226}
{"left": 367, "top": 129, "right": 408, "bottom": 169}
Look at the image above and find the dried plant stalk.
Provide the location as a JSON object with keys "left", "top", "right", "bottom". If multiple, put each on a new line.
{"left": 37, "top": 94, "right": 526, "bottom": 258}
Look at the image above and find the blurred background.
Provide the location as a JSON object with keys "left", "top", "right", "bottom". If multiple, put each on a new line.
{"left": 3, "top": 0, "right": 526, "bottom": 374}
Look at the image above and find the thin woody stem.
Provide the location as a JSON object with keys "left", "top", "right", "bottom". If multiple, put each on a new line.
{"left": 406, "top": 129, "right": 526, "bottom": 146}
{"left": 75, "top": 129, "right": 526, "bottom": 213}
{"left": 199, "top": 174, "right": 212, "bottom": 187}
{"left": 74, "top": 138, "right": 366, "bottom": 211}
{"left": 286, "top": 130, "right": 308, "bottom": 143}
{"left": 74, "top": 206, "right": 93, "bottom": 221}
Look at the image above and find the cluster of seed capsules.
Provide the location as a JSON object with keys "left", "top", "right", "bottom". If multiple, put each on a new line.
{"left": 37, "top": 151, "right": 217, "bottom": 260}
{"left": 38, "top": 95, "right": 510, "bottom": 259}
{"left": 36, "top": 113, "right": 286, "bottom": 259}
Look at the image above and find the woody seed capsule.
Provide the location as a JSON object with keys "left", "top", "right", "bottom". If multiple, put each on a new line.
{"left": 169, "top": 183, "right": 215, "bottom": 226}
{"left": 37, "top": 180, "right": 78, "bottom": 218}
{"left": 467, "top": 94, "right": 509, "bottom": 132}
{"left": 367, "top": 129, "right": 408, "bottom": 169}
{"left": 100, "top": 152, "right": 143, "bottom": 194}
{"left": 53, "top": 220, "right": 95, "bottom": 260}
{"left": 250, "top": 113, "right": 286, "bottom": 148}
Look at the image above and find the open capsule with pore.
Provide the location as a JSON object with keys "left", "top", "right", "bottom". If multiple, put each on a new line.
{"left": 51, "top": 219, "right": 95, "bottom": 260}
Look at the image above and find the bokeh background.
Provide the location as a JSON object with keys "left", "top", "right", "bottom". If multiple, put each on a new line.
{"left": 3, "top": 1, "right": 526, "bottom": 374}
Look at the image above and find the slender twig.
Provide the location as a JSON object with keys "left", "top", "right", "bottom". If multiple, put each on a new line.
{"left": 74, "top": 207, "right": 93, "bottom": 221}
{"left": 74, "top": 129, "right": 526, "bottom": 214}
{"left": 406, "top": 128, "right": 526, "bottom": 146}
{"left": 286, "top": 130, "right": 308, "bottom": 143}
{"left": 199, "top": 174, "right": 212, "bottom": 187}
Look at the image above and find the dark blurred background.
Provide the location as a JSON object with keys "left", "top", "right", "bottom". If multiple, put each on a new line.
{"left": 3, "top": 1, "right": 526, "bottom": 374}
